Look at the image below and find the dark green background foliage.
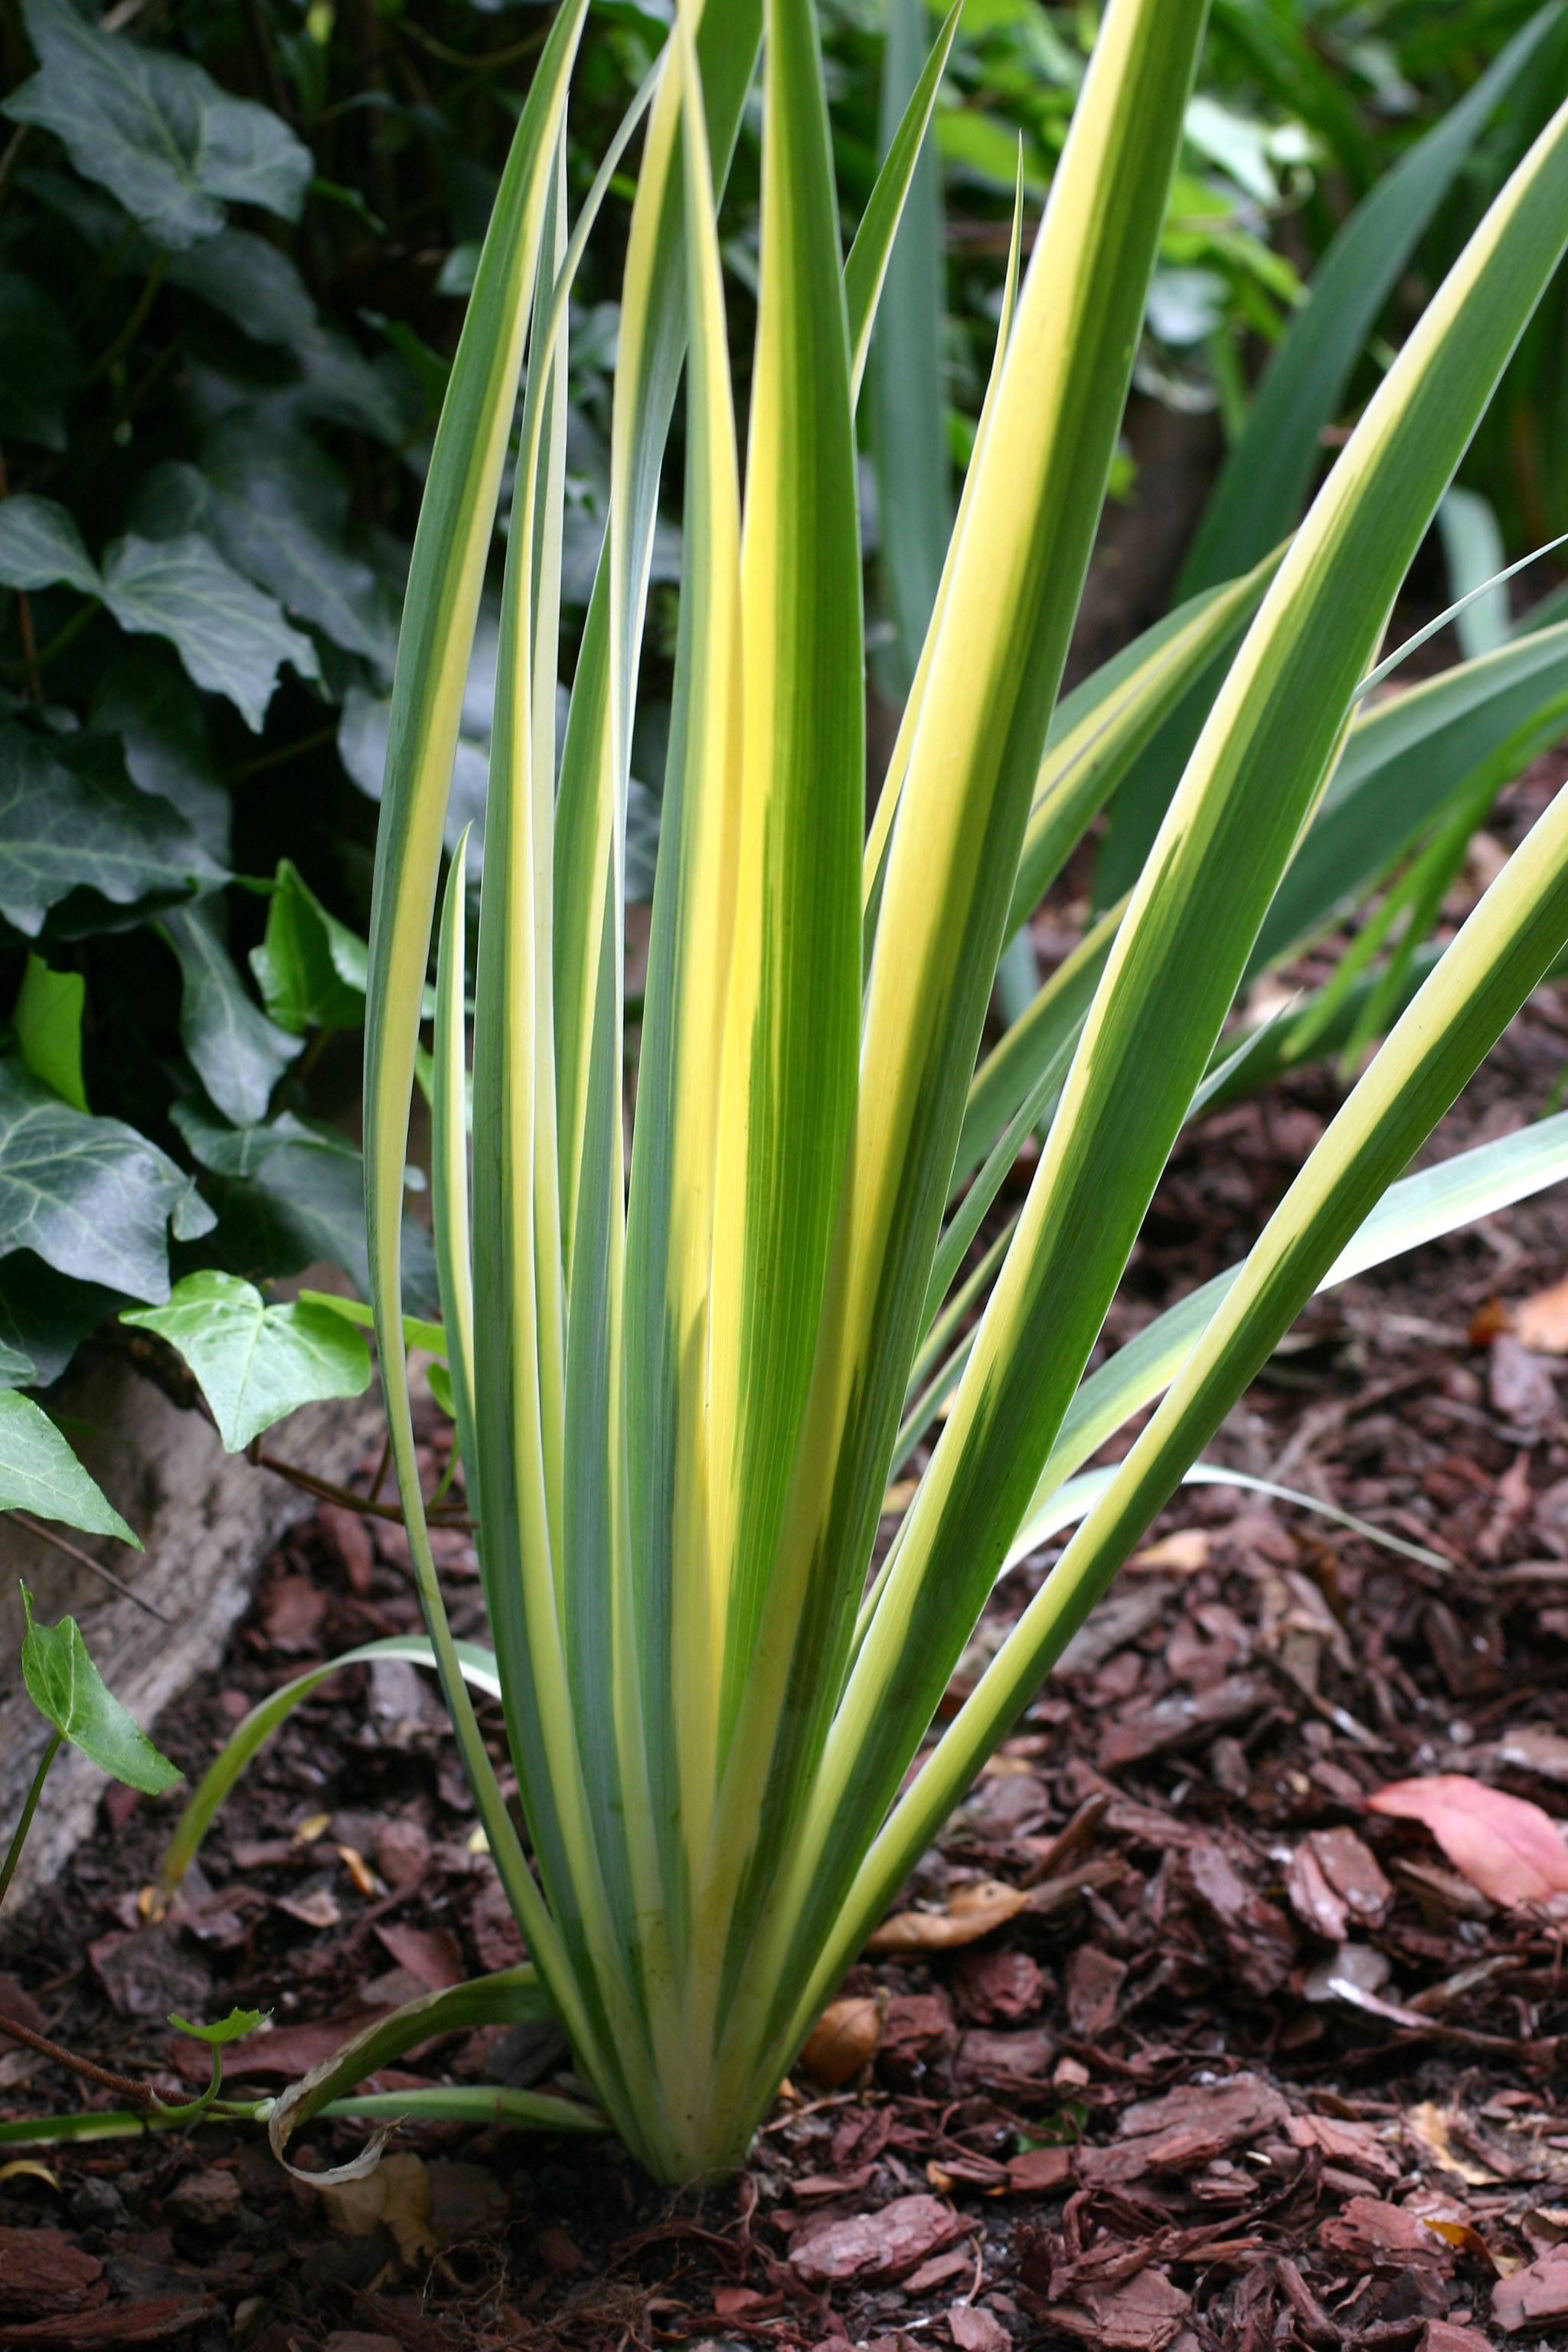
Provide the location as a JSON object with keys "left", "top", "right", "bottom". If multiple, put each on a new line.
{"left": 0, "top": 0, "right": 1557, "bottom": 1400}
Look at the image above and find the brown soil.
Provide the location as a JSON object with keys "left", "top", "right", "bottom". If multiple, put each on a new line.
{"left": 2, "top": 768, "right": 1568, "bottom": 2351}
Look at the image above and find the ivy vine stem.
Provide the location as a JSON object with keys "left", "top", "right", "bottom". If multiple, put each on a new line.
{"left": 0, "top": 1733, "right": 62, "bottom": 1909}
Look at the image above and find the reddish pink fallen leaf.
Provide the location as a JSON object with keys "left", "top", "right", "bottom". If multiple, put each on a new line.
{"left": 1365, "top": 1774, "right": 1568, "bottom": 1908}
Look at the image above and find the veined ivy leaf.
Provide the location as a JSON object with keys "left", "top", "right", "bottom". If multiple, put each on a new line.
{"left": 198, "top": 416, "right": 400, "bottom": 664}
{"left": 13, "top": 954, "right": 87, "bottom": 1112}
{"left": 175, "top": 1102, "right": 439, "bottom": 1318}
{"left": 20, "top": 1589, "right": 180, "bottom": 1795}
{"left": 0, "top": 1256, "right": 122, "bottom": 1390}
{"left": 90, "top": 657, "right": 230, "bottom": 862}
{"left": 0, "top": 1390, "right": 136, "bottom": 1544}
{"left": 0, "top": 271, "right": 78, "bottom": 452}
{"left": 250, "top": 858, "right": 370, "bottom": 1035}
{"left": 165, "top": 230, "right": 316, "bottom": 345}
{"left": 99, "top": 534, "right": 321, "bottom": 733}
{"left": 0, "top": 1063, "right": 214, "bottom": 1300}
{"left": 0, "top": 728, "right": 224, "bottom": 937}
{"left": 3, "top": 0, "right": 312, "bottom": 252}
{"left": 122, "top": 1270, "right": 372, "bottom": 1451}
{"left": 160, "top": 905, "right": 301, "bottom": 1128}
{"left": 0, "top": 494, "right": 100, "bottom": 595}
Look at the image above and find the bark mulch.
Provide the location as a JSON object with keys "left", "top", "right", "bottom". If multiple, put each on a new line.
{"left": 5, "top": 808, "right": 1568, "bottom": 2348}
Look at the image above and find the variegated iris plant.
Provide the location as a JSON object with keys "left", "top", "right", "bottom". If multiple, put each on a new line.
{"left": 168, "top": 0, "right": 1568, "bottom": 2183}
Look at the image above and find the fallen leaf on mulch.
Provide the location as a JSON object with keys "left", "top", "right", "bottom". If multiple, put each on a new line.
{"left": 1494, "top": 2246, "right": 1568, "bottom": 2333}
{"left": 318, "top": 2154, "right": 434, "bottom": 2269}
{"left": 867, "top": 1880, "right": 1028, "bottom": 1952}
{"left": 1366, "top": 1773, "right": 1568, "bottom": 1907}
{"left": 1510, "top": 1273, "right": 1568, "bottom": 1354}
{"left": 373, "top": 1921, "right": 465, "bottom": 1993}
{"left": 799, "top": 1996, "right": 881, "bottom": 2087}
{"left": 789, "top": 2194, "right": 965, "bottom": 2287}
{"left": 1405, "top": 2101, "right": 1504, "bottom": 2187}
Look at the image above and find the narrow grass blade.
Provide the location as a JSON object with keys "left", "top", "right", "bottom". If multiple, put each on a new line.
{"left": 709, "top": 0, "right": 1213, "bottom": 2061}
{"left": 774, "top": 86, "right": 1568, "bottom": 2034}
{"left": 868, "top": 0, "right": 953, "bottom": 692}
{"left": 845, "top": 0, "right": 962, "bottom": 403}
{"left": 160, "top": 1636, "right": 499, "bottom": 1896}
{"left": 1181, "top": 4, "right": 1564, "bottom": 596}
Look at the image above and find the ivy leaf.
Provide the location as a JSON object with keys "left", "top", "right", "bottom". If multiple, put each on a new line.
{"left": 0, "top": 1256, "right": 120, "bottom": 1390}
{"left": 0, "top": 272, "right": 78, "bottom": 452}
{"left": 165, "top": 230, "right": 316, "bottom": 345}
{"left": 0, "top": 1063, "right": 213, "bottom": 1300}
{"left": 175, "top": 1102, "right": 439, "bottom": 1317}
{"left": 20, "top": 1589, "right": 180, "bottom": 1795}
{"left": 198, "top": 416, "right": 400, "bottom": 664}
{"left": 122, "top": 1270, "right": 372, "bottom": 1451}
{"left": 250, "top": 859, "right": 370, "bottom": 1035}
{"left": 12, "top": 954, "right": 87, "bottom": 1112}
{"left": 0, "top": 1391, "right": 137, "bottom": 1543}
{"left": 0, "top": 727, "right": 224, "bottom": 936}
{"left": 99, "top": 534, "right": 321, "bottom": 733}
{"left": 3, "top": 0, "right": 312, "bottom": 252}
{"left": 160, "top": 904, "right": 302, "bottom": 1127}
{"left": 0, "top": 494, "right": 100, "bottom": 595}
{"left": 168, "top": 2007, "right": 266, "bottom": 2047}
{"left": 341, "top": 684, "right": 489, "bottom": 853}
{"left": 90, "top": 657, "right": 230, "bottom": 863}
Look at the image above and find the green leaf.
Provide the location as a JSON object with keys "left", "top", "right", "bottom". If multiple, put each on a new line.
{"left": 122, "top": 1270, "right": 372, "bottom": 1451}
{"left": 0, "top": 1393, "right": 136, "bottom": 1544}
{"left": 195, "top": 418, "right": 400, "bottom": 665}
{"left": 0, "top": 273, "right": 78, "bottom": 452}
{"left": 868, "top": 0, "right": 952, "bottom": 693}
{"left": 160, "top": 904, "right": 302, "bottom": 1127}
{"left": 0, "top": 495, "right": 100, "bottom": 594}
{"left": 99, "top": 534, "right": 321, "bottom": 733}
{"left": 165, "top": 230, "right": 316, "bottom": 345}
{"left": 168, "top": 2007, "right": 265, "bottom": 2046}
{"left": 1179, "top": 4, "right": 1565, "bottom": 593}
{"left": 0, "top": 727, "right": 224, "bottom": 937}
{"left": 174, "top": 1102, "right": 439, "bottom": 1318}
{"left": 0, "top": 1257, "right": 120, "bottom": 1390}
{"left": 13, "top": 955, "right": 87, "bottom": 1113}
{"left": 1436, "top": 486, "right": 1511, "bottom": 662}
{"left": 89, "top": 658, "right": 230, "bottom": 863}
{"left": 0, "top": 1063, "right": 211, "bottom": 1300}
{"left": 2, "top": 0, "right": 312, "bottom": 253}
{"left": 250, "top": 861, "right": 368, "bottom": 1036}
{"left": 20, "top": 1589, "right": 180, "bottom": 1795}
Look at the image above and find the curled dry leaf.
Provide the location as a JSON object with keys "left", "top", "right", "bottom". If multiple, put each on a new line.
{"left": 867, "top": 1878, "right": 1030, "bottom": 1952}
{"left": 317, "top": 2152, "right": 435, "bottom": 2267}
{"left": 1365, "top": 1773, "right": 1568, "bottom": 1908}
{"left": 799, "top": 1994, "right": 882, "bottom": 2088}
